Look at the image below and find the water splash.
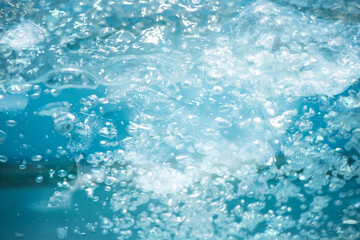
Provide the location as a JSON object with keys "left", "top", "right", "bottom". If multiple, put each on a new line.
{"left": 1, "top": 0, "right": 360, "bottom": 239}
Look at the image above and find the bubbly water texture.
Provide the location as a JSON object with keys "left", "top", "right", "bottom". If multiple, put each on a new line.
{"left": 1, "top": 0, "right": 360, "bottom": 239}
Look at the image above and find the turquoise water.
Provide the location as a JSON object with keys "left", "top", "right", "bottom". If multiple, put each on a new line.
{"left": 1, "top": 0, "right": 360, "bottom": 239}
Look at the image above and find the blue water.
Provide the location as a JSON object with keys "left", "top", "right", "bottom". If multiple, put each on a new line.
{"left": 1, "top": 0, "right": 360, "bottom": 239}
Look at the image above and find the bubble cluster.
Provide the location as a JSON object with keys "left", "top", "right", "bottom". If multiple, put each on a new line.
{"left": 1, "top": 0, "right": 360, "bottom": 239}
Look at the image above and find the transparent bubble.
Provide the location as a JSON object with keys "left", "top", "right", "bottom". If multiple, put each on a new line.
{"left": 57, "top": 170, "right": 67, "bottom": 178}
{"left": 5, "top": 120, "right": 17, "bottom": 127}
{"left": 2, "top": 0, "right": 360, "bottom": 239}
{"left": 0, "top": 130, "right": 7, "bottom": 144}
{"left": 31, "top": 155, "right": 42, "bottom": 162}
{"left": 99, "top": 127, "right": 117, "bottom": 139}
{"left": 56, "top": 227, "right": 68, "bottom": 240}
{"left": 37, "top": 102, "right": 71, "bottom": 117}
{"left": 35, "top": 175, "right": 44, "bottom": 184}
{"left": 100, "top": 217, "right": 114, "bottom": 230}
{"left": 0, "top": 155, "right": 8, "bottom": 163}
{"left": 45, "top": 68, "right": 99, "bottom": 90}
{"left": 53, "top": 113, "right": 75, "bottom": 135}
{"left": 49, "top": 169, "right": 55, "bottom": 178}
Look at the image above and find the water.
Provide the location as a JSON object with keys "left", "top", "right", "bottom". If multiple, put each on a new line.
{"left": 0, "top": 0, "right": 360, "bottom": 239}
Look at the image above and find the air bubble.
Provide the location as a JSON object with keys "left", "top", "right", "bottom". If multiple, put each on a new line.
{"left": 74, "top": 154, "right": 84, "bottom": 163}
{"left": 212, "top": 86, "right": 223, "bottom": 95}
{"left": 0, "top": 130, "right": 7, "bottom": 144}
{"left": 100, "top": 217, "right": 114, "bottom": 230}
{"left": 57, "top": 227, "right": 68, "bottom": 239}
{"left": 31, "top": 155, "right": 42, "bottom": 162}
{"left": 5, "top": 120, "right": 17, "bottom": 127}
{"left": 53, "top": 113, "right": 75, "bottom": 135}
{"left": 49, "top": 169, "right": 55, "bottom": 178}
{"left": 45, "top": 68, "right": 99, "bottom": 90}
{"left": 35, "top": 175, "right": 44, "bottom": 183}
{"left": 0, "top": 155, "right": 8, "bottom": 163}
{"left": 2, "top": 1, "right": 360, "bottom": 239}
{"left": 99, "top": 127, "right": 117, "bottom": 139}
{"left": 38, "top": 102, "right": 71, "bottom": 117}
{"left": 57, "top": 170, "right": 67, "bottom": 178}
